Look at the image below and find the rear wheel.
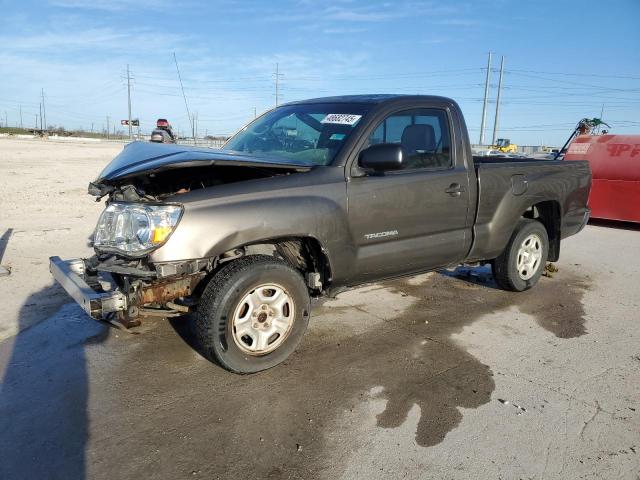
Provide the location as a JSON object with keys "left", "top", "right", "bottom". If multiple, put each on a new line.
{"left": 195, "top": 255, "right": 310, "bottom": 373}
{"left": 492, "top": 219, "right": 548, "bottom": 292}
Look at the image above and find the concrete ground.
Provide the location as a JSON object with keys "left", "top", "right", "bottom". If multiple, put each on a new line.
{"left": 0, "top": 137, "right": 123, "bottom": 340}
{"left": 0, "top": 138, "right": 638, "bottom": 479}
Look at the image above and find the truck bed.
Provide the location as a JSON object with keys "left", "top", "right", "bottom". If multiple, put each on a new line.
{"left": 473, "top": 155, "right": 557, "bottom": 164}
{"left": 466, "top": 157, "right": 592, "bottom": 262}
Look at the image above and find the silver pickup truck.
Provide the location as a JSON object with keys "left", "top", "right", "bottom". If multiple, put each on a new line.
{"left": 50, "top": 94, "right": 591, "bottom": 373}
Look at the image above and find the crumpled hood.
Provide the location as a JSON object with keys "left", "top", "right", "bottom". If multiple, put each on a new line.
{"left": 95, "top": 141, "right": 312, "bottom": 183}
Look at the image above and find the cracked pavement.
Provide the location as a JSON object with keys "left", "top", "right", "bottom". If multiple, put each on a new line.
{"left": 1, "top": 138, "right": 639, "bottom": 479}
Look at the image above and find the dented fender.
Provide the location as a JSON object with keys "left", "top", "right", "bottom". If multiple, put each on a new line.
{"left": 149, "top": 167, "right": 357, "bottom": 284}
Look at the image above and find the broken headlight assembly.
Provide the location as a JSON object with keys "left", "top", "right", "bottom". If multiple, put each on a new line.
{"left": 93, "top": 203, "right": 183, "bottom": 256}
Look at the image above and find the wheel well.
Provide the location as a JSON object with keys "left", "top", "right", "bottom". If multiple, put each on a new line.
{"left": 522, "top": 200, "right": 561, "bottom": 261}
{"left": 214, "top": 237, "right": 332, "bottom": 295}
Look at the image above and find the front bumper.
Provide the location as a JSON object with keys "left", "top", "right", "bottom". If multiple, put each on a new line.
{"left": 49, "top": 256, "right": 127, "bottom": 319}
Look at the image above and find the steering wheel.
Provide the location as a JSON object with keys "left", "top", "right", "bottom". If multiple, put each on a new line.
{"left": 250, "top": 122, "right": 271, "bottom": 136}
{"left": 245, "top": 125, "right": 286, "bottom": 152}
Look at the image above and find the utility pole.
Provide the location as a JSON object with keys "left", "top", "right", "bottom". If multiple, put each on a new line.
{"left": 492, "top": 55, "right": 505, "bottom": 145}
{"left": 191, "top": 112, "right": 197, "bottom": 144}
{"left": 127, "top": 64, "right": 133, "bottom": 140}
{"left": 35, "top": 114, "right": 38, "bottom": 129}
{"left": 39, "top": 102, "right": 43, "bottom": 130}
{"left": 41, "top": 89, "right": 47, "bottom": 131}
{"left": 275, "top": 63, "right": 279, "bottom": 106}
{"left": 106, "top": 115, "right": 110, "bottom": 140}
{"left": 274, "top": 63, "right": 284, "bottom": 107}
{"left": 479, "top": 52, "right": 492, "bottom": 145}
{"left": 19, "top": 105, "right": 23, "bottom": 129}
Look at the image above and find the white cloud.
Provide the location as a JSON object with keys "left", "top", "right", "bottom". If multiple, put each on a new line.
{"left": 4, "top": 26, "right": 188, "bottom": 54}
{"left": 323, "top": 5, "right": 402, "bottom": 22}
{"left": 263, "top": 1, "right": 450, "bottom": 23}
{"left": 322, "top": 27, "right": 367, "bottom": 34}
{"left": 435, "top": 18, "right": 481, "bottom": 26}
{"left": 48, "top": 0, "right": 170, "bottom": 11}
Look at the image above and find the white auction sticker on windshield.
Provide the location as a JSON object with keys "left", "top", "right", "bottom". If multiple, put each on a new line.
{"left": 321, "top": 113, "right": 362, "bottom": 125}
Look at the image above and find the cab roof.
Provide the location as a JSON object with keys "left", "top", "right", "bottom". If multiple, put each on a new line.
{"left": 283, "top": 94, "right": 454, "bottom": 106}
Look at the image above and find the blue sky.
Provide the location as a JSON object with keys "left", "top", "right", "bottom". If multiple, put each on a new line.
{"left": 1, "top": 0, "right": 639, "bottom": 145}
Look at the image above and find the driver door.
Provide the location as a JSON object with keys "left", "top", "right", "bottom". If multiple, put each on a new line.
{"left": 347, "top": 107, "right": 471, "bottom": 280}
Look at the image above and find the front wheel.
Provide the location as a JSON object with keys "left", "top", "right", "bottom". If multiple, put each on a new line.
{"left": 492, "top": 219, "right": 549, "bottom": 292}
{"left": 195, "top": 255, "right": 311, "bottom": 373}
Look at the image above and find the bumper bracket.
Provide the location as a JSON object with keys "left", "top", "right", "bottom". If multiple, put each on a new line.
{"left": 49, "top": 256, "right": 127, "bottom": 319}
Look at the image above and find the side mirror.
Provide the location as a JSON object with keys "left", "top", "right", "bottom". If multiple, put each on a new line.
{"left": 359, "top": 143, "right": 404, "bottom": 172}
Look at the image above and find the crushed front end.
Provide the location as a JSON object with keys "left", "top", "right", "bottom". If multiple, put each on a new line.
{"left": 49, "top": 254, "right": 208, "bottom": 328}
{"left": 49, "top": 141, "right": 310, "bottom": 328}
{"left": 50, "top": 193, "right": 208, "bottom": 328}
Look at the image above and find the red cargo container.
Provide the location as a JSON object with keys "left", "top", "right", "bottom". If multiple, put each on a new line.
{"left": 564, "top": 134, "right": 640, "bottom": 223}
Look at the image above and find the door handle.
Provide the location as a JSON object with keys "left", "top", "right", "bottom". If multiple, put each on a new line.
{"left": 444, "top": 183, "right": 465, "bottom": 196}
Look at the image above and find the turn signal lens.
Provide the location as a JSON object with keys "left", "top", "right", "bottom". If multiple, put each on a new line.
{"left": 151, "top": 226, "right": 174, "bottom": 244}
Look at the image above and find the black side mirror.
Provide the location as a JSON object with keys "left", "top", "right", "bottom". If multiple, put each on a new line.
{"left": 359, "top": 143, "right": 404, "bottom": 172}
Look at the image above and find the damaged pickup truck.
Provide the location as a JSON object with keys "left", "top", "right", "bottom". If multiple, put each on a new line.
{"left": 50, "top": 95, "right": 592, "bottom": 373}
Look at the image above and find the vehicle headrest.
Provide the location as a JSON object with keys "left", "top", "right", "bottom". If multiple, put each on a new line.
{"left": 401, "top": 124, "right": 436, "bottom": 153}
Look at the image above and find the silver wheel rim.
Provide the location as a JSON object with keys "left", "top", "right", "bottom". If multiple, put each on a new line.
{"left": 231, "top": 283, "right": 295, "bottom": 356}
{"left": 516, "top": 233, "right": 543, "bottom": 280}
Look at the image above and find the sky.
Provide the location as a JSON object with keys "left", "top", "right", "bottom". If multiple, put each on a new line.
{"left": 1, "top": 0, "right": 639, "bottom": 145}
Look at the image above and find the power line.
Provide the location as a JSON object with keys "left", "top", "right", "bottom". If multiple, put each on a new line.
{"left": 3, "top": 57, "right": 636, "bottom": 141}
{"left": 283, "top": 68, "right": 482, "bottom": 82}
{"left": 132, "top": 67, "right": 481, "bottom": 84}
{"left": 505, "top": 71, "right": 639, "bottom": 92}
{"left": 173, "top": 51, "right": 196, "bottom": 144}
{"left": 506, "top": 69, "right": 640, "bottom": 81}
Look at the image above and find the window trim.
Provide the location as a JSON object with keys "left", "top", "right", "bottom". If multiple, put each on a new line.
{"left": 350, "top": 105, "right": 457, "bottom": 176}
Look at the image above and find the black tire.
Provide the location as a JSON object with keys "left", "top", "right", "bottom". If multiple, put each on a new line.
{"left": 492, "top": 219, "right": 549, "bottom": 292}
{"left": 195, "top": 255, "right": 311, "bottom": 373}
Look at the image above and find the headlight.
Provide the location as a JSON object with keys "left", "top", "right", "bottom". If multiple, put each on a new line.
{"left": 93, "top": 203, "right": 183, "bottom": 256}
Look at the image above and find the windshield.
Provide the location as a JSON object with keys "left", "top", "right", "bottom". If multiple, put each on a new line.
{"left": 223, "top": 103, "right": 369, "bottom": 166}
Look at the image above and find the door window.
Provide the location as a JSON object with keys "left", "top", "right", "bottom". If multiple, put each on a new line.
{"left": 368, "top": 109, "right": 452, "bottom": 170}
